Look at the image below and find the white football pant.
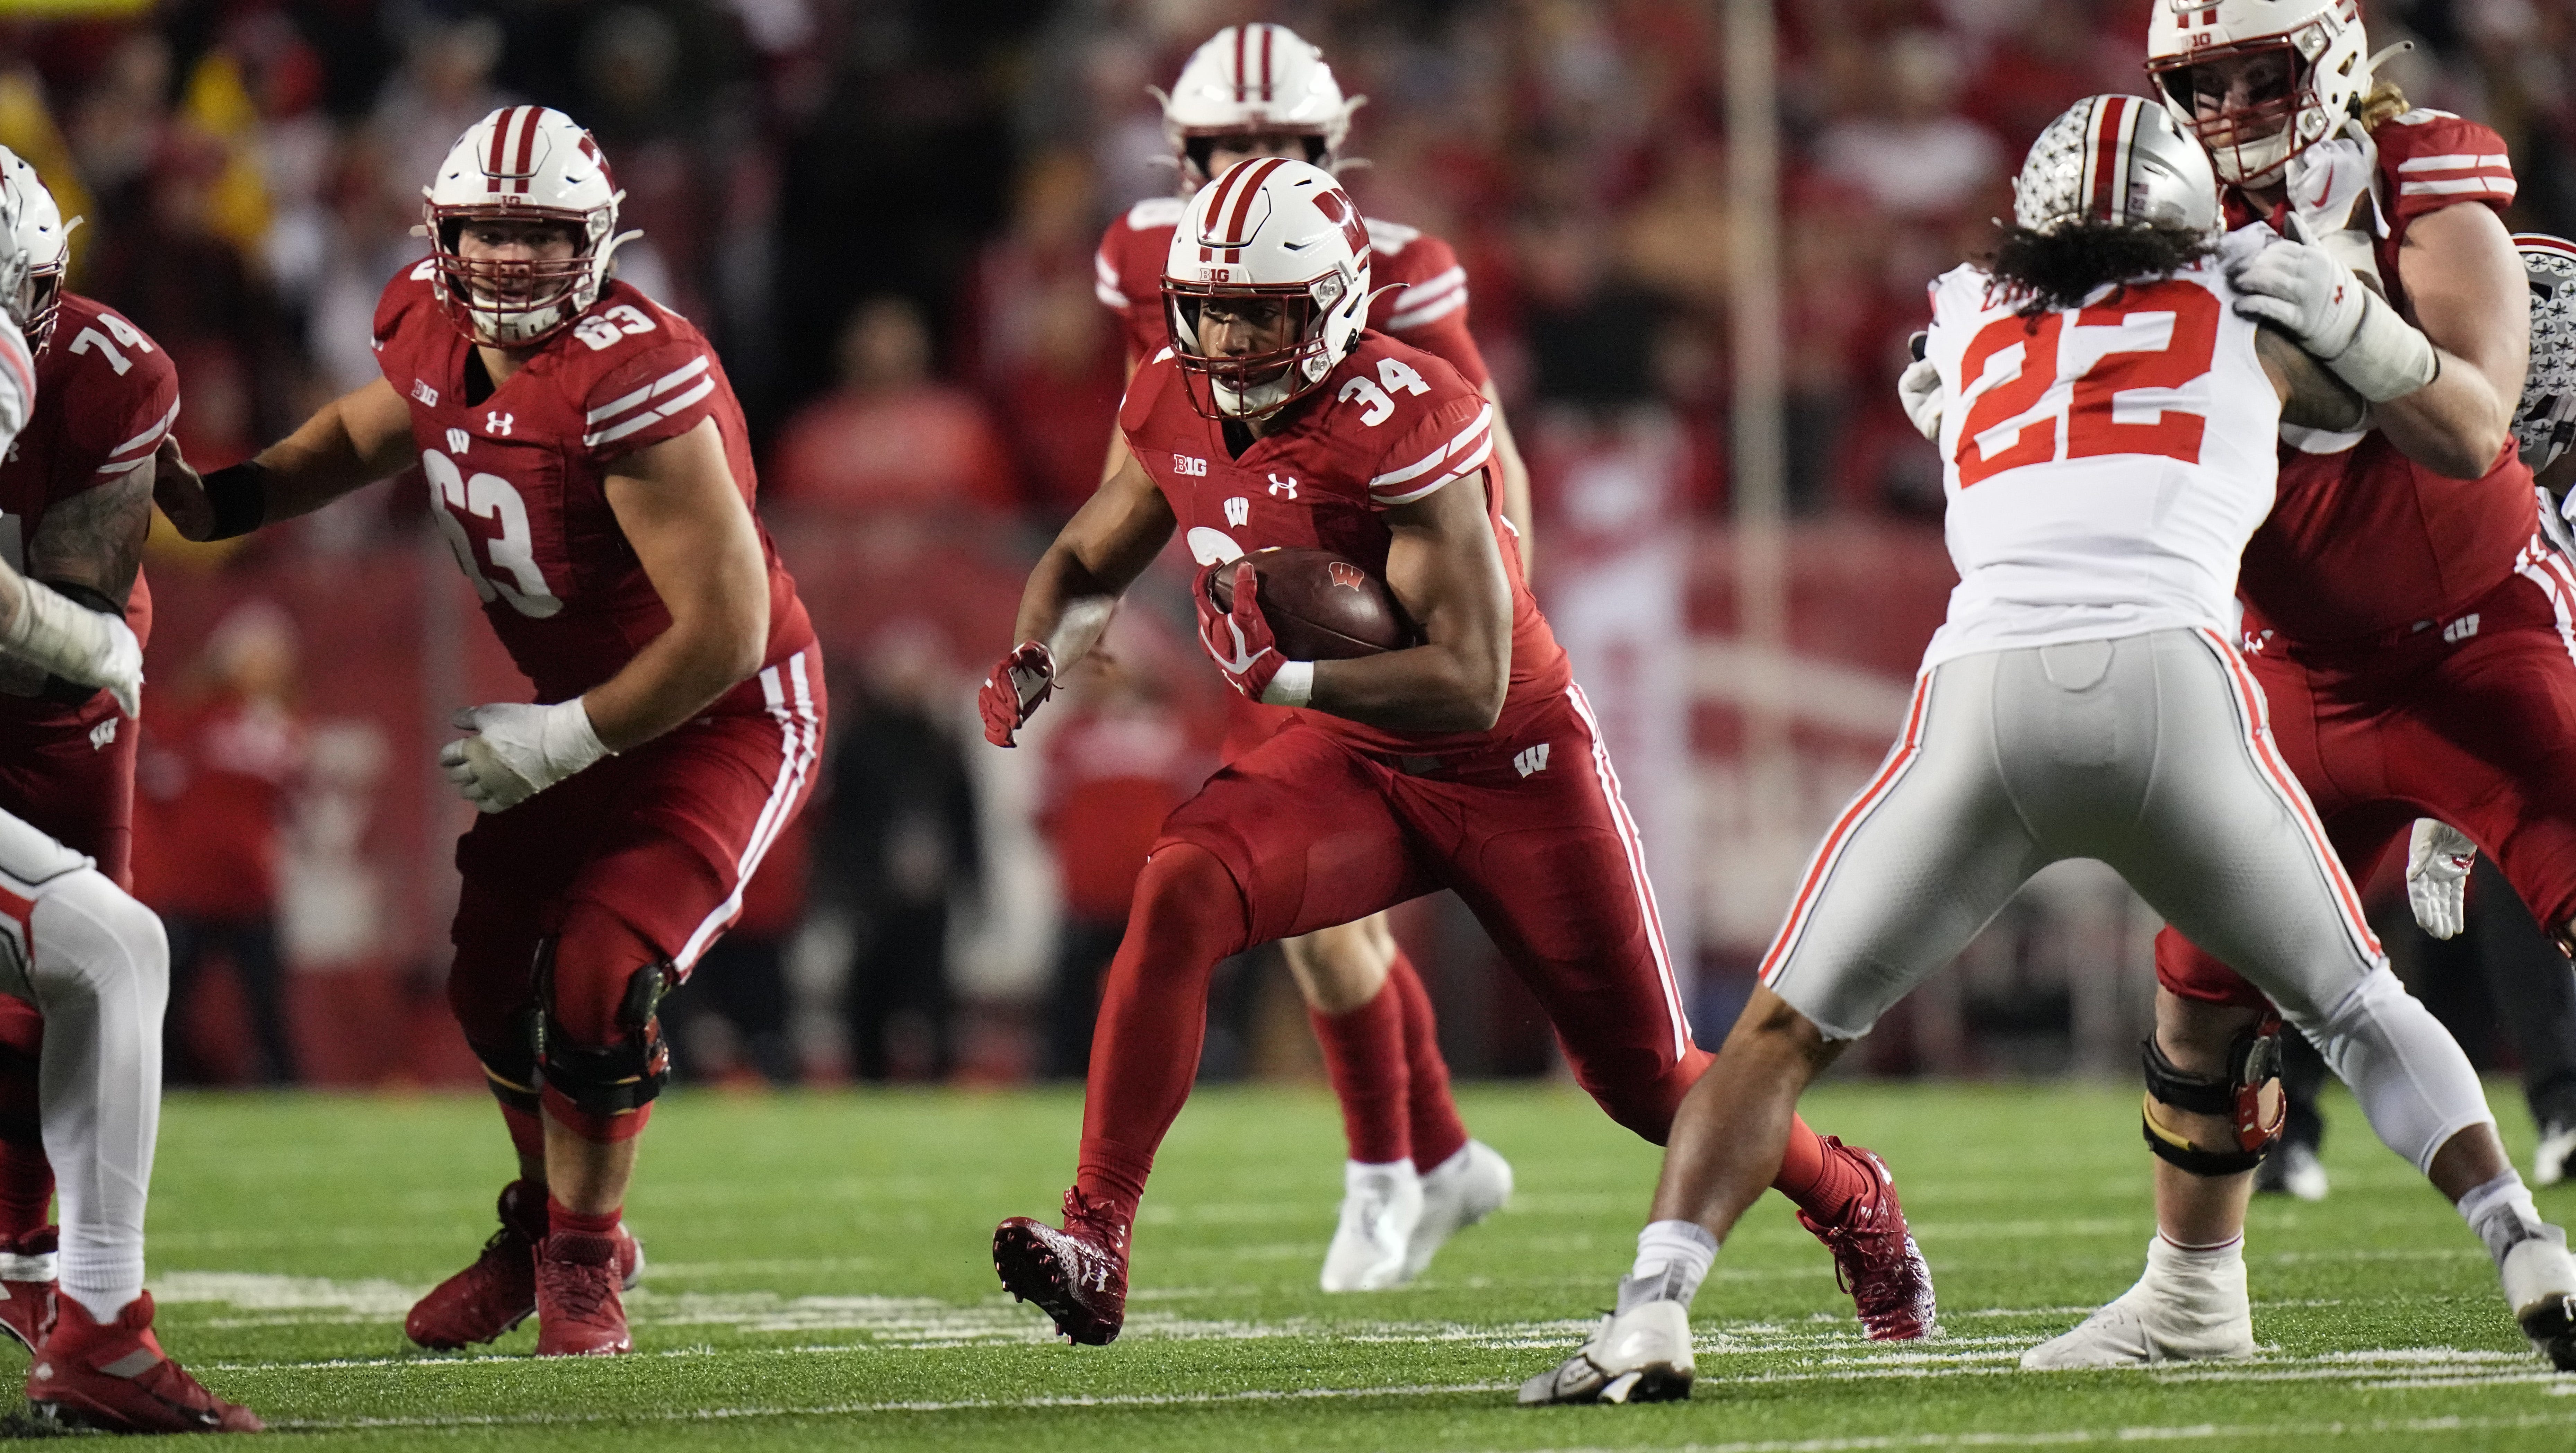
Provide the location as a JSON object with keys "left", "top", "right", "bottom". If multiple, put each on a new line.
{"left": 0, "top": 810, "right": 165, "bottom": 1315}
{"left": 1765, "top": 627, "right": 2491, "bottom": 1173}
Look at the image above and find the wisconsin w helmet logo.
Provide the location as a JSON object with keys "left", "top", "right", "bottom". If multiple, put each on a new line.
{"left": 1310, "top": 186, "right": 1369, "bottom": 258}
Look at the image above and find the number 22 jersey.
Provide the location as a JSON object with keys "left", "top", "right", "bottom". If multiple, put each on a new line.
{"left": 1920, "top": 228, "right": 2279, "bottom": 670}
{"left": 373, "top": 265, "right": 815, "bottom": 712}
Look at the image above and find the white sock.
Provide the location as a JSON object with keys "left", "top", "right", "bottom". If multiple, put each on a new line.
{"left": 2150, "top": 1231, "right": 2243, "bottom": 1274}
{"left": 2459, "top": 1169, "right": 2547, "bottom": 1267}
{"left": 1617, "top": 1219, "right": 1718, "bottom": 1313}
{"left": 60, "top": 1281, "right": 138, "bottom": 1324}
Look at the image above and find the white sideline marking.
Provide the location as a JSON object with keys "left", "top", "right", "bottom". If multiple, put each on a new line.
{"left": 269, "top": 1382, "right": 1522, "bottom": 1430}
{"left": 1507, "top": 1412, "right": 2576, "bottom": 1452}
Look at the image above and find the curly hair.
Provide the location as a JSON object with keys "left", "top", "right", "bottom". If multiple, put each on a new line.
{"left": 1984, "top": 221, "right": 2216, "bottom": 317}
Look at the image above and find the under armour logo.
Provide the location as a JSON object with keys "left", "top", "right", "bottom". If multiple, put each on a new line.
{"left": 88, "top": 719, "right": 116, "bottom": 751}
{"left": 1268, "top": 473, "right": 1299, "bottom": 500}
{"left": 2445, "top": 613, "right": 2482, "bottom": 643}
{"left": 487, "top": 411, "right": 514, "bottom": 437}
{"left": 1514, "top": 742, "right": 1550, "bottom": 778}
{"left": 1327, "top": 562, "right": 1365, "bottom": 591}
{"left": 446, "top": 427, "right": 471, "bottom": 454}
{"left": 1224, "top": 496, "right": 1250, "bottom": 527}
{"left": 2242, "top": 628, "right": 2274, "bottom": 655}
{"left": 412, "top": 379, "right": 439, "bottom": 406}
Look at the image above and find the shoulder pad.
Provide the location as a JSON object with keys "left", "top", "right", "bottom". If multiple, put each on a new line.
{"left": 1362, "top": 216, "right": 1422, "bottom": 254}
{"left": 1125, "top": 196, "right": 1188, "bottom": 230}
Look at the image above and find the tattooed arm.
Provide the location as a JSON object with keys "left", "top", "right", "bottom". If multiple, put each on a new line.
{"left": 0, "top": 465, "right": 154, "bottom": 698}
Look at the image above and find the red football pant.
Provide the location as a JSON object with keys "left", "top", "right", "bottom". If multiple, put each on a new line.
{"left": 1076, "top": 688, "right": 1706, "bottom": 1216}
{"left": 450, "top": 656, "right": 823, "bottom": 1142}
{"left": 2162, "top": 546, "right": 2576, "bottom": 1006}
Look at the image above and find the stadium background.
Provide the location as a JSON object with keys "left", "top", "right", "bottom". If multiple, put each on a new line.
{"left": 1, "top": 0, "right": 2569, "bottom": 1094}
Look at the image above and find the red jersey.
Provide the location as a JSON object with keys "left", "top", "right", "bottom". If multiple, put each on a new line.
{"left": 0, "top": 293, "right": 174, "bottom": 731}
{"left": 2236, "top": 109, "right": 2529, "bottom": 644}
{"left": 1120, "top": 331, "right": 1566, "bottom": 758}
{"left": 373, "top": 265, "right": 816, "bottom": 710}
{"left": 1096, "top": 196, "right": 1488, "bottom": 388}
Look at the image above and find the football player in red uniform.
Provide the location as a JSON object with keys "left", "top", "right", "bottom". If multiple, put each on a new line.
{"left": 980, "top": 158, "right": 1933, "bottom": 1347}
{"left": 1090, "top": 20, "right": 1537, "bottom": 1293}
{"left": 2005, "top": 1, "right": 2576, "bottom": 1368}
{"left": 0, "top": 149, "right": 174, "bottom": 1351}
{"left": 153, "top": 107, "right": 823, "bottom": 1358}
{"left": 0, "top": 156, "right": 257, "bottom": 1434}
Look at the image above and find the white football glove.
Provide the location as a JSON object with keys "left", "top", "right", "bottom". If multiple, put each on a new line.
{"left": 0, "top": 577, "right": 141, "bottom": 719}
{"left": 1898, "top": 333, "right": 1945, "bottom": 443}
{"left": 2406, "top": 817, "right": 2478, "bottom": 940}
{"left": 439, "top": 699, "right": 610, "bottom": 814}
{"left": 2225, "top": 229, "right": 2437, "bottom": 402}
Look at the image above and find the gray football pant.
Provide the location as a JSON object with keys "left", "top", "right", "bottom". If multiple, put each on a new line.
{"left": 1765, "top": 628, "right": 2493, "bottom": 1172}
{"left": 0, "top": 810, "right": 165, "bottom": 1312}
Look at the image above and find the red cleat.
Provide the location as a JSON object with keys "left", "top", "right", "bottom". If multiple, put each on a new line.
{"left": 26, "top": 1290, "right": 262, "bottom": 1433}
{"left": 1796, "top": 1138, "right": 1937, "bottom": 1340}
{"left": 993, "top": 1188, "right": 1130, "bottom": 1346}
{"left": 406, "top": 1180, "right": 644, "bottom": 1350}
{"left": 0, "top": 1225, "right": 56, "bottom": 1353}
{"left": 535, "top": 1231, "right": 632, "bottom": 1356}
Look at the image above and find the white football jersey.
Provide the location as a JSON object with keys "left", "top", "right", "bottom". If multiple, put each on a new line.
{"left": 0, "top": 319, "right": 28, "bottom": 454}
{"left": 1920, "top": 226, "right": 2279, "bottom": 670}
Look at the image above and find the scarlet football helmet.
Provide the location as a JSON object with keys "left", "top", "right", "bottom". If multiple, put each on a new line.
{"left": 2013, "top": 95, "right": 2221, "bottom": 239}
{"left": 1157, "top": 24, "right": 1360, "bottom": 190}
{"left": 1163, "top": 158, "right": 1372, "bottom": 421}
{"left": 422, "top": 106, "right": 636, "bottom": 349}
{"left": 2146, "top": 0, "right": 2373, "bottom": 186}
{"left": 0, "top": 149, "right": 70, "bottom": 352}
{"left": 2515, "top": 234, "right": 2576, "bottom": 474}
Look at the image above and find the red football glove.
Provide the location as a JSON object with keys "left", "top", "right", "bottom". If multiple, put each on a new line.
{"left": 979, "top": 641, "right": 1055, "bottom": 747}
{"left": 1194, "top": 560, "right": 1287, "bottom": 703}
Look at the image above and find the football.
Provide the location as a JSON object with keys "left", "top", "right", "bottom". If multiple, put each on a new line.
{"left": 1209, "top": 547, "right": 1414, "bottom": 660}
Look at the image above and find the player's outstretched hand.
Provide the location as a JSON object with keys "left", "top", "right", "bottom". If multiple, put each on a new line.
{"left": 1898, "top": 332, "right": 1944, "bottom": 443}
{"left": 1194, "top": 560, "right": 1287, "bottom": 704}
{"left": 2224, "top": 233, "right": 2366, "bottom": 359}
{"left": 439, "top": 700, "right": 610, "bottom": 814}
{"left": 2406, "top": 817, "right": 2477, "bottom": 940}
{"left": 92, "top": 615, "right": 142, "bottom": 721}
{"left": 979, "top": 641, "right": 1055, "bottom": 748}
{"left": 151, "top": 437, "right": 213, "bottom": 543}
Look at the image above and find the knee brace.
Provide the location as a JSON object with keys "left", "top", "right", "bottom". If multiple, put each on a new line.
{"left": 2140, "top": 1016, "right": 2284, "bottom": 1177}
{"left": 471, "top": 1004, "right": 543, "bottom": 1116}
{"left": 534, "top": 939, "right": 672, "bottom": 1120}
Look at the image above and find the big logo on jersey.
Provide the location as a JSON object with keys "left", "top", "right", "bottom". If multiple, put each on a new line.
{"left": 423, "top": 449, "right": 564, "bottom": 617}
{"left": 1954, "top": 280, "right": 2220, "bottom": 488}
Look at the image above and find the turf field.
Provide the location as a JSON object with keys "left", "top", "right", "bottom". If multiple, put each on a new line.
{"left": 96, "top": 1080, "right": 2576, "bottom": 1449}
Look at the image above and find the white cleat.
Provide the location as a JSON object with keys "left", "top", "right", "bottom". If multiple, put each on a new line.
{"left": 2267, "top": 1143, "right": 2329, "bottom": 1202}
{"left": 2021, "top": 1236, "right": 2254, "bottom": 1369}
{"left": 1402, "top": 1140, "right": 1514, "bottom": 1282}
{"left": 1520, "top": 1300, "right": 1694, "bottom": 1405}
{"left": 2501, "top": 1228, "right": 2576, "bottom": 1371}
{"left": 2534, "top": 1123, "right": 2576, "bottom": 1188}
{"left": 1320, "top": 1160, "right": 1423, "bottom": 1292}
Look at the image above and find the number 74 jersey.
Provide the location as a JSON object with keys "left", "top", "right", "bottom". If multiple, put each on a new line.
{"left": 1919, "top": 226, "right": 2281, "bottom": 671}
{"left": 372, "top": 264, "right": 814, "bottom": 711}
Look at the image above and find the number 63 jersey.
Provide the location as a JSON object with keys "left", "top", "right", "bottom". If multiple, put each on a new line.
{"left": 372, "top": 264, "right": 815, "bottom": 712}
{"left": 1919, "top": 227, "right": 2281, "bottom": 671}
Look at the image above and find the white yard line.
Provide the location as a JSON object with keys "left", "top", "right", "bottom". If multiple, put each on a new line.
{"left": 1503, "top": 1411, "right": 2576, "bottom": 1453}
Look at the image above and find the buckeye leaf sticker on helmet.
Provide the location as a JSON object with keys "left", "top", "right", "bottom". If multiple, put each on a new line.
{"left": 0, "top": 148, "right": 72, "bottom": 352}
{"left": 2514, "top": 234, "right": 2576, "bottom": 475}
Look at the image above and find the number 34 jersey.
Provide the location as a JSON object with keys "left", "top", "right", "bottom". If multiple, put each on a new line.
{"left": 372, "top": 266, "right": 815, "bottom": 712}
{"left": 1920, "top": 228, "right": 2280, "bottom": 671}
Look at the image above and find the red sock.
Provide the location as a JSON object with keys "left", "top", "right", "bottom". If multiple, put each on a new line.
{"left": 546, "top": 1196, "right": 622, "bottom": 1240}
{"left": 1388, "top": 953, "right": 1469, "bottom": 1172}
{"left": 1309, "top": 979, "right": 1410, "bottom": 1166}
{"left": 1074, "top": 845, "right": 1251, "bottom": 1227}
{"left": 1770, "top": 1114, "right": 1872, "bottom": 1223}
{"left": 499, "top": 1101, "right": 546, "bottom": 1169}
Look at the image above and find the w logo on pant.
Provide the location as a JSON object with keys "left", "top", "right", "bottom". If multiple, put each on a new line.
{"left": 1513, "top": 742, "right": 1550, "bottom": 778}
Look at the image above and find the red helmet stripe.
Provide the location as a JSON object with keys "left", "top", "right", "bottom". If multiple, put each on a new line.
{"left": 486, "top": 106, "right": 516, "bottom": 192}
{"left": 513, "top": 107, "right": 542, "bottom": 193}
{"left": 1198, "top": 161, "right": 1252, "bottom": 245}
{"left": 1233, "top": 26, "right": 1248, "bottom": 102}
{"left": 1221, "top": 157, "right": 1287, "bottom": 248}
{"left": 1258, "top": 24, "right": 1274, "bottom": 98}
{"left": 2089, "top": 96, "right": 2129, "bottom": 223}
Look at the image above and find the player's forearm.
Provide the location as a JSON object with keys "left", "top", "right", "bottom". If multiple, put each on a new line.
{"left": 252, "top": 402, "right": 400, "bottom": 520}
{"left": 1013, "top": 545, "right": 1122, "bottom": 671}
{"left": 2373, "top": 362, "right": 2514, "bottom": 480}
{"left": 1309, "top": 636, "right": 1508, "bottom": 733}
{"left": 579, "top": 593, "right": 770, "bottom": 752}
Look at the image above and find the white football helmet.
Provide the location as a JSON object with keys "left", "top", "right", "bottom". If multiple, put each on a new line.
{"left": 0, "top": 149, "right": 71, "bottom": 352}
{"left": 2515, "top": 234, "right": 2576, "bottom": 473}
{"left": 2146, "top": 0, "right": 2372, "bottom": 186}
{"left": 422, "top": 106, "right": 636, "bottom": 348}
{"left": 1163, "top": 158, "right": 1372, "bottom": 420}
{"left": 2013, "top": 95, "right": 2221, "bottom": 239}
{"left": 1157, "top": 24, "right": 1360, "bottom": 191}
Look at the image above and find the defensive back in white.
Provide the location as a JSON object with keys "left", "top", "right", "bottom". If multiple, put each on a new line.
{"left": 1922, "top": 229, "right": 2281, "bottom": 670}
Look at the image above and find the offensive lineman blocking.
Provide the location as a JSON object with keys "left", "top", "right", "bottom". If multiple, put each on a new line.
{"left": 1524, "top": 97, "right": 2576, "bottom": 1405}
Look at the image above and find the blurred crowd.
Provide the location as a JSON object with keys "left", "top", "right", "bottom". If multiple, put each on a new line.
{"left": 6, "top": 0, "right": 2575, "bottom": 1084}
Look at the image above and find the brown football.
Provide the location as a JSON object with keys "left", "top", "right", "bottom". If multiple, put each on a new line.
{"left": 1209, "top": 547, "right": 1414, "bottom": 660}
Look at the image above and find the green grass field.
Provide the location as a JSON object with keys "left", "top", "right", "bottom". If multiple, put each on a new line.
{"left": 91, "top": 1080, "right": 2576, "bottom": 1449}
